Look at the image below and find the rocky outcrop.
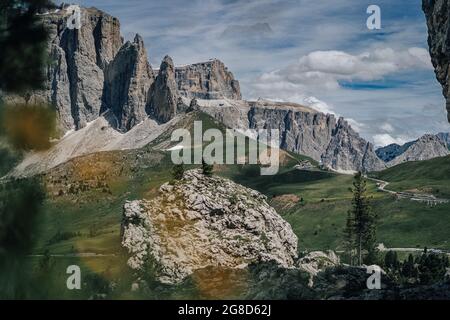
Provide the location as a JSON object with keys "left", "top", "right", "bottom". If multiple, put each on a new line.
{"left": 104, "top": 34, "right": 154, "bottom": 131}
{"left": 148, "top": 56, "right": 180, "bottom": 123}
{"left": 297, "top": 251, "right": 340, "bottom": 287}
{"left": 423, "top": 0, "right": 450, "bottom": 122}
{"left": 175, "top": 59, "right": 241, "bottom": 100}
{"left": 321, "top": 118, "right": 386, "bottom": 172}
{"left": 386, "top": 134, "right": 450, "bottom": 167}
{"left": 121, "top": 169, "right": 298, "bottom": 284}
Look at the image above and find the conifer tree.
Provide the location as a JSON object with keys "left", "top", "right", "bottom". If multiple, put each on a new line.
{"left": 345, "top": 172, "right": 377, "bottom": 265}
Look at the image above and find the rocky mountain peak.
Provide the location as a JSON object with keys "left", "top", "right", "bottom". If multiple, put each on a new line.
{"left": 148, "top": 55, "right": 180, "bottom": 123}
{"left": 121, "top": 169, "right": 298, "bottom": 284}
{"left": 133, "top": 33, "right": 145, "bottom": 47}
{"left": 161, "top": 55, "right": 175, "bottom": 71}
{"left": 103, "top": 33, "right": 155, "bottom": 131}
{"left": 175, "top": 59, "right": 242, "bottom": 100}
{"left": 321, "top": 117, "right": 386, "bottom": 172}
{"left": 386, "top": 133, "right": 450, "bottom": 167}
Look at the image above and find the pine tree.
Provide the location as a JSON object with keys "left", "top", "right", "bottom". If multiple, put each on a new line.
{"left": 347, "top": 172, "right": 377, "bottom": 265}
{"left": 202, "top": 158, "right": 213, "bottom": 176}
{"left": 172, "top": 163, "right": 185, "bottom": 180}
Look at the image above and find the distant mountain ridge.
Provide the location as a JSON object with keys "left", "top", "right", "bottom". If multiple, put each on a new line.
{"left": 376, "top": 134, "right": 450, "bottom": 166}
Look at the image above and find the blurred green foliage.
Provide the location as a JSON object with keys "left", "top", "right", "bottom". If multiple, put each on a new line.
{"left": 0, "top": 0, "right": 56, "bottom": 93}
{"left": 0, "top": 0, "right": 55, "bottom": 299}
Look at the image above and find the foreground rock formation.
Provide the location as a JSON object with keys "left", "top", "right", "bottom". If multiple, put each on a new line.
{"left": 121, "top": 169, "right": 298, "bottom": 284}
{"left": 297, "top": 251, "right": 340, "bottom": 287}
{"left": 423, "top": 0, "right": 450, "bottom": 122}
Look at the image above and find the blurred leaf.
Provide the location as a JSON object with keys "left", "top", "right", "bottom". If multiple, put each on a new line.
{"left": 1, "top": 103, "right": 56, "bottom": 150}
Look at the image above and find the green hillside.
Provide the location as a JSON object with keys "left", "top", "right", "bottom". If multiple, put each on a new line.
{"left": 372, "top": 155, "right": 450, "bottom": 197}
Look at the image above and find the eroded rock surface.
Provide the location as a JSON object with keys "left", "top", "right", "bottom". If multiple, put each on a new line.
{"left": 121, "top": 169, "right": 298, "bottom": 284}
{"left": 148, "top": 56, "right": 180, "bottom": 123}
{"left": 175, "top": 59, "right": 241, "bottom": 100}
{"left": 104, "top": 34, "right": 154, "bottom": 131}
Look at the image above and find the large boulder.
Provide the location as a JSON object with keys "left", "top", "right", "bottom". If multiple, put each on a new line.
{"left": 121, "top": 169, "right": 298, "bottom": 284}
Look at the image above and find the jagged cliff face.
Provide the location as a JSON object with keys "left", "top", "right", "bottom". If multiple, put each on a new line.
{"left": 2, "top": 7, "right": 241, "bottom": 133}
{"left": 247, "top": 103, "right": 335, "bottom": 161}
{"left": 175, "top": 59, "right": 242, "bottom": 100}
{"left": 198, "top": 99, "right": 384, "bottom": 172}
{"left": 423, "top": 0, "right": 450, "bottom": 122}
{"left": 321, "top": 118, "right": 386, "bottom": 172}
{"left": 104, "top": 35, "right": 154, "bottom": 131}
{"left": 148, "top": 55, "right": 180, "bottom": 123}
{"left": 44, "top": 7, "right": 123, "bottom": 131}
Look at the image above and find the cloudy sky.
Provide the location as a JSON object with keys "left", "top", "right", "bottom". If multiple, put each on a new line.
{"left": 70, "top": 0, "right": 449, "bottom": 146}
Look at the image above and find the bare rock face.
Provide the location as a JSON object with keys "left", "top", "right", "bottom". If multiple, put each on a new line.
{"left": 104, "top": 34, "right": 155, "bottom": 131}
{"left": 321, "top": 118, "right": 386, "bottom": 172}
{"left": 51, "top": 7, "right": 123, "bottom": 131}
{"left": 200, "top": 100, "right": 385, "bottom": 172}
{"left": 386, "top": 134, "right": 450, "bottom": 167}
{"left": 247, "top": 102, "right": 336, "bottom": 161}
{"left": 121, "top": 169, "right": 298, "bottom": 284}
{"left": 175, "top": 59, "right": 242, "bottom": 100}
{"left": 4, "top": 7, "right": 123, "bottom": 133}
{"left": 148, "top": 56, "right": 180, "bottom": 123}
{"left": 423, "top": 0, "right": 450, "bottom": 122}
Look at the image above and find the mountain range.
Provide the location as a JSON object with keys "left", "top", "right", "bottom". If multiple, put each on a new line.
{"left": 2, "top": 5, "right": 448, "bottom": 177}
{"left": 376, "top": 133, "right": 450, "bottom": 166}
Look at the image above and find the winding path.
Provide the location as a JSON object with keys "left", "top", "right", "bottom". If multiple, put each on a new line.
{"left": 366, "top": 177, "right": 449, "bottom": 205}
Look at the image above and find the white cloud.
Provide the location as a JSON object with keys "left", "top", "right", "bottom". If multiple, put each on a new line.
{"left": 373, "top": 134, "right": 411, "bottom": 147}
{"left": 253, "top": 47, "right": 432, "bottom": 93}
{"left": 380, "top": 122, "right": 394, "bottom": 133}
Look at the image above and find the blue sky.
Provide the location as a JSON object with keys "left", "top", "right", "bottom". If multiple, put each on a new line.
{"left": 68, "top": 0, "right": 449, "bottom": 146}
